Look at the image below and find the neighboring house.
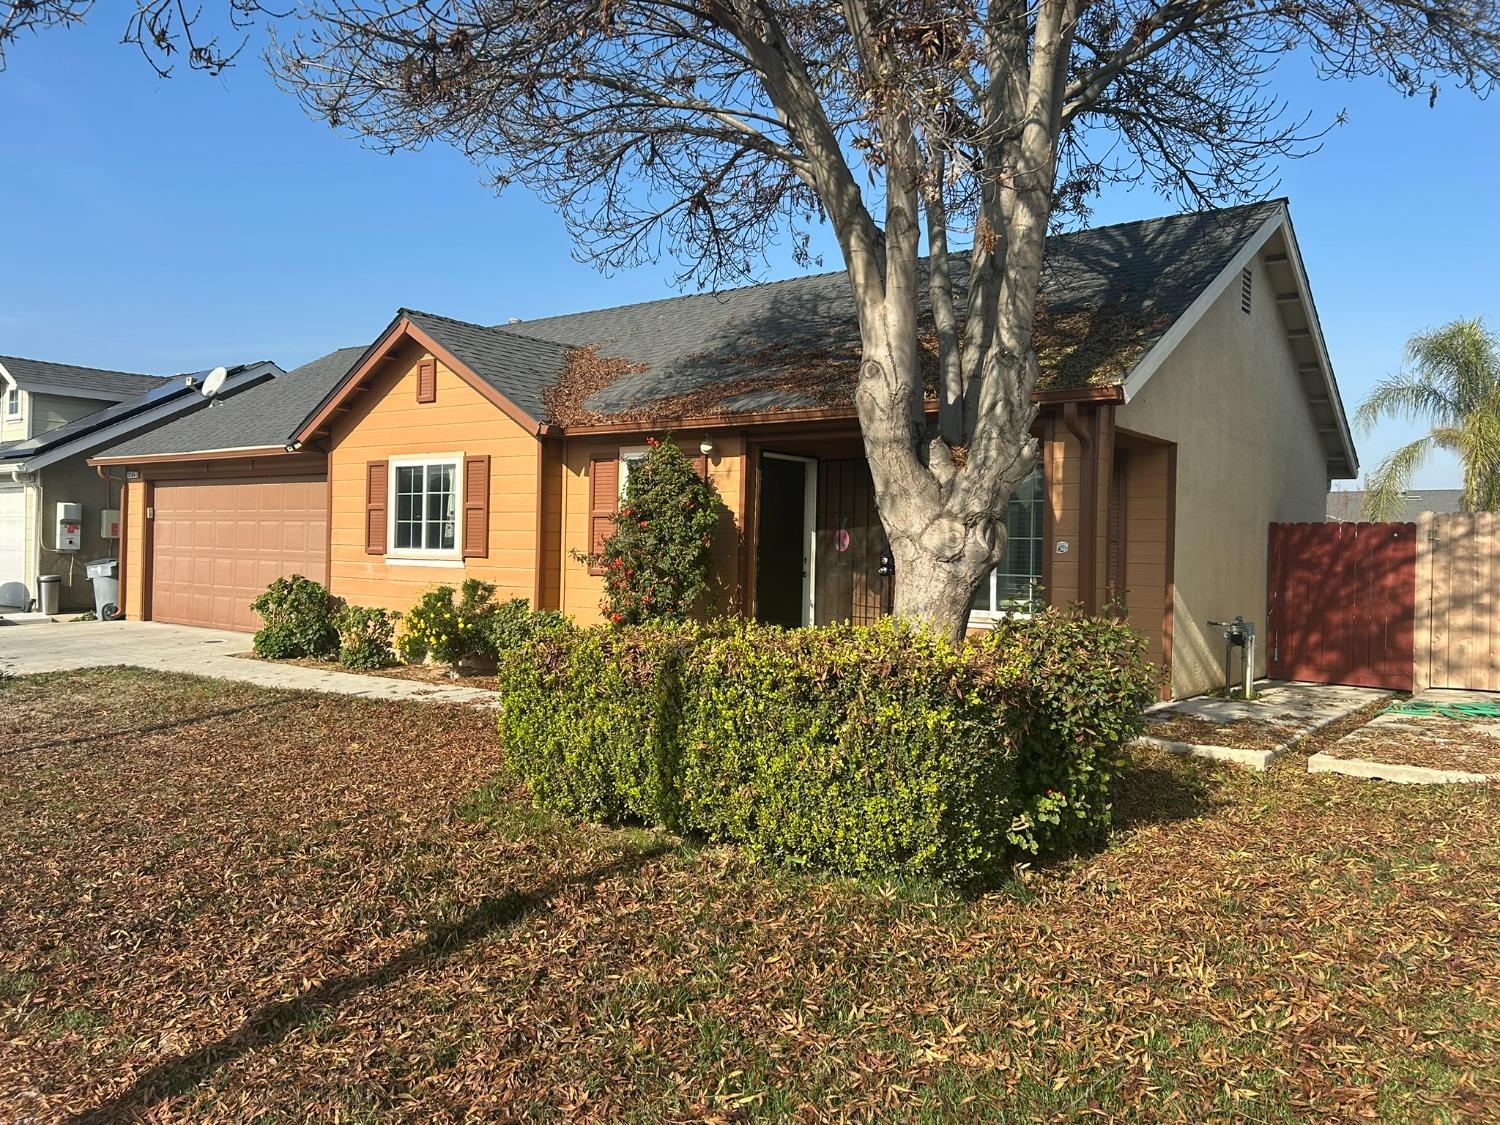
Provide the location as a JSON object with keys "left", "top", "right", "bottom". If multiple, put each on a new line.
{"left": 92, "top": 199, "right": 1356, "bottom": 697}
{"left": 1326, "top": 488, "right": 1466, "bottom": 522}
{"left": 0, "top": 360, "right": 282, "bottom": 610}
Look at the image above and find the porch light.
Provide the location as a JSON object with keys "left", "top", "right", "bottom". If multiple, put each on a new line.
{"left": 699, "top": 434, "right": 715, "bottom": 456}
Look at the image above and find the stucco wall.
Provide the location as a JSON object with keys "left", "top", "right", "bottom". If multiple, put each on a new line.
{"left": 1117, "top": 254, "right": 1331, "bottom": 697}
{"left": 36, "top": 457, "right": 120, "bottom": 610}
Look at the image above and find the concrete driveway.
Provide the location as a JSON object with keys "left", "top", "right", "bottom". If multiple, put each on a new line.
{"left": 0, "top": 619, "right": 498, "bottom": 706}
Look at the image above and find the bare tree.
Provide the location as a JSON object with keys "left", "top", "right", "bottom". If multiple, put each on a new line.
{"left": 0, "top": 1, "right": 271, "bottom": 75}
{"left": 266, "top": 0, "right": 1496, "bottom": 638}
{"left": 12, "top": 0, "right": 1497, "bottom": 637}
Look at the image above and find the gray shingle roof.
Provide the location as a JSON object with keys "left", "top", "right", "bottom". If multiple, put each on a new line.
{"left": 401, "top": 309, "right": 573, "bottom": 423}
{"left": 0, "top": 354, "right": 166, "bottom": 397}
{"left": 97, "top": 348, "right": 365, "bottom": 459}
{"left": 1326, "top": 489, "right": 1467, "bottom": 522}
{"left": 514, "top": 200, "right": 1284, "bottom": 423}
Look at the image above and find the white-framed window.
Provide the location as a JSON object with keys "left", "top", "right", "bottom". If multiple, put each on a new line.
{"left": 389, "top": 455, "right": 461, "bottom": 556}
{"left": 618, "top": 444, "right": 651, "bottom": 500}
{"left": 970, "top": 467, "right": 1045, "bottom": 621}
{"left": 3, "top": 386, "right": 18, "bottom": 419}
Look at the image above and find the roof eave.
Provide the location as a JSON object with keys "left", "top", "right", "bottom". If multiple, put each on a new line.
{"left": 1118, "top": 203, "right": 1357, "bottom": 479}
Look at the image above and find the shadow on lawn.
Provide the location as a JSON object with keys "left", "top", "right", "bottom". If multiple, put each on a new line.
{"left": 2, "top": 700, "right": 301, "bottom": 759}
{"left": 71, "top": 842, "right": 669, "bottom": 1123}
{"left": 1110, "top": 754, "right": 1221, "bottom": 831}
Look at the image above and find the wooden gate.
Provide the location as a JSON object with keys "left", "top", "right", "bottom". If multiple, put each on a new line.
{"left": 1267, "top": 522, "right": 1416, "bottom": 691}
{"left": 1418, "top": 512, "right": 1500, "bottom": 691}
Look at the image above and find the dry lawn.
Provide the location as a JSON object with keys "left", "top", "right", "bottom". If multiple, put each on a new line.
{"left": 1, "top": 669, "right": 1497, "bottom": 1123}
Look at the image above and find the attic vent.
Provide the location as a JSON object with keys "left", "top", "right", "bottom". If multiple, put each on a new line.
{"left": 1240, "top": 267, "right": 1253, "bottom": 314}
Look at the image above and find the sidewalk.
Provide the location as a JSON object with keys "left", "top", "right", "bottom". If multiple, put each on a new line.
{"left": 0, "top": 619, "right": 500, "bottom": 706}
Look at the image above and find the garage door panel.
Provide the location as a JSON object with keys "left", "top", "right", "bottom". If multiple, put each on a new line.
{"left": 151, "top": 475, "right": 328, "bottom": 632}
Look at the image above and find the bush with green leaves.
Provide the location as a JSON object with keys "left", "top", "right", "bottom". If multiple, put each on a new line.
{"left": 498, "top": 622, "right": 694, "bottom": 827}
{"left": 576, "top": 437, "right": 724, "bottom": 625}
{"left": 249, "top": 575, "right": 338, "bottom": 660}
{"left": 486, "top": 597, "right": 572, "bottom": 664}
{"left": 333, "top": 604, "right": 398, "bottom": 669}
{"left": 497, "top": 610, "right": 1157, "bottom": 887}
{"left": 395, "top": 579, "right": 502, "bottom": 665}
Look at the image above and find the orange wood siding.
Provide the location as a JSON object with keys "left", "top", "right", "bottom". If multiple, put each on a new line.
{"left": 558, "top": 433, "right": 747, "bottom": 624}
{"left": 1045, "top": 423, "right": 1083, "bottom": 605}
{"left": 538, "top": 441, "right": 564, "bottom": 611}
{"left": 327, "top": 341, "right": 540, "bottom": 611}
{"left": 1121, "top": 442, "right": 1172, "bottom": 675}
{"left": 122, "top": 478, "right": 148, "bottom": 620}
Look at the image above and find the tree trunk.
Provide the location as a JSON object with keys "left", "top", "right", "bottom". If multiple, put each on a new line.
{"left": 888, "top": 534, "right": 1000, "bottom": 643}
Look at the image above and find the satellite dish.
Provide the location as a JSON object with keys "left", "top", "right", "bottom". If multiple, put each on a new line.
{"left": 200, "top": 366, "right": 228, "bottom": 398}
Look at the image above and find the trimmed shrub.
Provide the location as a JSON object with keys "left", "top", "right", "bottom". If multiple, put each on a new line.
{"left": 496, "top": 610, "right": 1156, "bottom": 887}
{"left": 250, "top": 575, "right": 338, "bottom": 660}
{"left": 573, "top": 437, "right": 725, "bottom": 625}
{"left": 498, "top": 623, "right": 695, "bottom": 827}
{"left": 334, "top": 604, "right": 398, "bottom": 669}
{"left": 486, "top": 597, "right": 572, "bottom": 665}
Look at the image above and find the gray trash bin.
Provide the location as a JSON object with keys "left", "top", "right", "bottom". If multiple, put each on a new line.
{"left": 85, "top": 558, "right": 120, "bottom": 620}
{"left": 38, "top": 574, "right": 61, "bottom": 615}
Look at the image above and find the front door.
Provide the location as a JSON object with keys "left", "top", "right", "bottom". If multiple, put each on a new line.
{"left": 755, "top": 453, "right": 816, "bottom": 627}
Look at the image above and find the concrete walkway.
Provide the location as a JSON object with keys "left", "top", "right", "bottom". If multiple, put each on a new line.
{"left": 0, "top": 619, "right": 500, "bottom": 706}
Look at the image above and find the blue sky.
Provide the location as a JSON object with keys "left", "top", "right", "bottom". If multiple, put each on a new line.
{"left": 1, "top": 19, "right": 1495, "bottom": 488}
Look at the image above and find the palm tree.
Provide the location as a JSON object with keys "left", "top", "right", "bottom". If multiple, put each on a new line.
{"left": 1356, "top": 318, "right": 1500, "bottom": 520}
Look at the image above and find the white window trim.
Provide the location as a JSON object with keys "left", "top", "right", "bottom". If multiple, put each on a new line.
{"left": 386, "top": 453, "right": 463, "bottom": 561}
{"left": 3, "top": 386, "right": 19, "bottom": 419}
{"left": 967, "top": 469, "right": 1045, "bottom": 627}
{"left": 618, "top": 444, "right": 651, "bottom": 501}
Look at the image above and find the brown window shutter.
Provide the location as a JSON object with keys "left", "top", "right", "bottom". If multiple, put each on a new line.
{"left": 462, "top": 455, "right": 490, "bottom": 558}
{"left": 365, "top": 460, "right": 389, "bottom": 555}
{"left": 588, "top": 456, "right": 618, "bottom": 575}
{"left": 417, "top": 357, "right": 437, "bottom": 403}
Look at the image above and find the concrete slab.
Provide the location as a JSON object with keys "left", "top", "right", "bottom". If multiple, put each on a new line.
{"left": 1135, "top": 681, "right": 1393, "bottom": 771}
{"left": 0, "top": 619, "right": 499, "bottom": 707}
{"left": 1309, "top": 688, "right": 1500, "bottom": 784}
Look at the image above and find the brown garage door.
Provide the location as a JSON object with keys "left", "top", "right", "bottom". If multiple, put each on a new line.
{"left": 150, "top": 475, "right": 328, "bottom": 631}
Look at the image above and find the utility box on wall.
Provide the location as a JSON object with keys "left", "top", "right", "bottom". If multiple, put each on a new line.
{"left": 100, "top": 508, "right": 120, "bottom": 539}
{"left": 55, "top": 501, "right": 82, "bottom": 551}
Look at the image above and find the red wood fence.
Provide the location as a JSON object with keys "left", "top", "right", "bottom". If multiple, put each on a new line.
{"left": 1266, "top": 522, "right": 1416, "bottom": 691}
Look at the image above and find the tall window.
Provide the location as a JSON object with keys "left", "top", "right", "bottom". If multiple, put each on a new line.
{"left": 392, "top": 459, "right": 458, "bottom": 553}
{"left": 3, "top": 387, "right": 18, "bottom": 418}
{"left": 971, "top": 468, "right": 1044, "bottom": 619}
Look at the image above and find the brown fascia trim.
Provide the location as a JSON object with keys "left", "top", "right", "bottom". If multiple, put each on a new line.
{"left": 295, "top": 316, "right": 544, "bottom": 443}
{"left": 550, "top": 384, "right": 1121, "bottom": 437}
{"left": 1033, "top": 384, "right": 1125, "bottom": 405}
{"left": 89, "top": 445, "right": 295, "bottom": 467}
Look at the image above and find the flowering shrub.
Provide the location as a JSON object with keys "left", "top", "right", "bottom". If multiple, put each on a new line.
{"left": 576, "top": 437, "right": 724, "bottom": 625}
{"left": 333, "top": 604, "right": 397, "bottom": 669}
{"left": 249, "top": 575, "right": 338, "bottom": 660}
{"left": 396, "top": 579, "right": 500, "bottom": 665}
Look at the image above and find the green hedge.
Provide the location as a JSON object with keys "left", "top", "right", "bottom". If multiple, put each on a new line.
{"left": 498, "top": 611, "right": 1157, "bottom": 887}
{"left": 499, "top": 623, "right": 695, "bottom": 827}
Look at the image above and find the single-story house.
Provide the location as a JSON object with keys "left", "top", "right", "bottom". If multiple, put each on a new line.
{"left": 1326, "top": 488, "right": 1465, "bottom": 522}
{"left": 1, "top": 359, "right": 282, "bottom": 610}
{"left": 91, "top": 199, "right": 1357, "bottom": 697}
